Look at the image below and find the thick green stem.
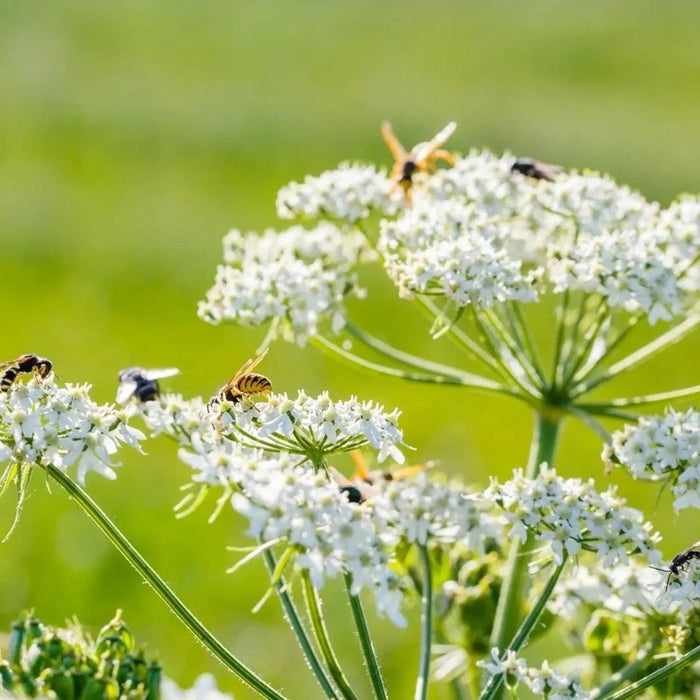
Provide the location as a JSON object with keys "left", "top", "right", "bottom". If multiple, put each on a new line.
{"left": 596, "top": 642, "right": 700, "bottom": 700}
{"left": 262, "top": 551, "right": 339, "bottom": 699}
{"left": 480, "top": 559, "right": 567, "bottom": 700}
{"left": 415, "top": 546, "right": 433, "bottom": 700}
{"left": 301, "top": 572, "right": 358, "bottom": 700}
{"left": 343, "top": 575, "right": 388, "bottom": 700}
{"left": 489, "top": 413, "right": 560, "bottom": 653}
{"left": 46, "top": 465, "right": 287, "bottom": 700}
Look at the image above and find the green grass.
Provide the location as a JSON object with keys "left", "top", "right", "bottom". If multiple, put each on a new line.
{"left": 1, "top": 2, "right": 700, "bottom": 697}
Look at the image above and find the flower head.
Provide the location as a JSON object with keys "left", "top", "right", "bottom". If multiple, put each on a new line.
{"left": 276, "top": 162, "right": 402, "bottom": 222}
{"left": 0, "top": 378, "right": 144, "bottom": 485}
{"left": 482, "top": 464, "right": 662, "bottom": 567}
{"left": 198, "top": 224, "right": 368, "bottom": 344}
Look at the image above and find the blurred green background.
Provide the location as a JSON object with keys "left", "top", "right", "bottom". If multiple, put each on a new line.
{"left": 1, "top": 1, "right": 700, "bottom": 697}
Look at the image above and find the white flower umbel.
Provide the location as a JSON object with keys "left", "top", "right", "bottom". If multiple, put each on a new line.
{"left": 276, "top": 162, "right": 402, "bottom": 222}
{"left": 479, "top": 649, "right": 591, "bottom": 699}
{"left": 379, "top": 199, "right": 542, "bottom": 307}
{"left": 658, "top": 195, "right": 700, "bottom": 292}
{"left": 198, "top": 224, "right": 369, "bottom": 345}
{"left": 370, "top": 473, "right": 504, "bottom": 549}
{"left": 0, "top": 379, "right": 144, "bottom": 485}
{"left": 483, "top": 465, "right": 662, "bottom": 567}
{"left": 219, "top": 390, "right": 406, "bottom": 465}
{"left": 604, "top": 409, "right": 700, "bottom": 511}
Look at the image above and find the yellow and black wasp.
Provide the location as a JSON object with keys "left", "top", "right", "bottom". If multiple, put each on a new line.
{"left": 213, "top": 348, "right": 272, "bottom": 406}
{"left": 0, "top": 354, "right": 53, "bottom": 392}
{"left": 116, "top": 367, "right": 180, "bottom": 404}
{"left": 382, "top": 121, "right": 457, "bottom": 204}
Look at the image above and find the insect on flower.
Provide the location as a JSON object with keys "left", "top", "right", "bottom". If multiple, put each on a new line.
{"left": 332, "top": 450, "right": 433, "bottom": 504}
{"left": 0, "top": 354, "right": 53, "bottom": 392}
{"left": 382, "top": 121, "right": 457, "bottom": 203}
{"left": 651, "top": 540, "right": 700, "bottom": 590}
{"left": 116, "top": 367, "right": 180, "bottom": 404}
{"left": 212, "top": 348, "right": 272, "bottom": 406}
{"left": 510, "top": 158, "right": 562, "bottom": 182}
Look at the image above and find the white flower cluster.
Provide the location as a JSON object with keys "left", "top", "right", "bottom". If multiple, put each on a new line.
{"left": 603, "top": 409, "right": 700, "bottom": 511}
{"left": 657, "top": 556, "right": 700, "bottom": 612}
{"left": 370, "top": 472, "right": 504, "bottom": 549}
{"left": 656, "top": 194, "right": 700, "bottom": 293}
{"left": 0, "top": 379, "right": 144, "bottom": 485}
{"left": 220, "top": 390, "right": 406, "bottom": 464}
{"left": 548, "top": 560, "right": 662, "bottom": 619}
{"left": 378, "top": 199, "right": 542, "bottom": 306}
{"left": 479, "top": 649, "right": 591, "bottom": 699}
{"left": 198, "top": 224, "right": 368, "bottom": 345}
{"left": 276, "top": 162, "right": 402, "bottom": 222}
{"left": 161, "top": 674, "right": 233, "bottom": 700}
{"left": 483, "top": 465, "right": 661, "bottom": 567}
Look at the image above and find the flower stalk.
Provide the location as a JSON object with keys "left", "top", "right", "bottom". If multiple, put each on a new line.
{"left": 415, "top": 545, "right": 433, "bottom": 700}
{"left": 46, "top": 465, "right": 288, "bottom": 700}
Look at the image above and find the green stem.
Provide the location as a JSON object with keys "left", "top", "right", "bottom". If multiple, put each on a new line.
{"left": 345, "top": 322, "right": 502, "bottom": 390}
{"left": 590, "top": 640, "right": 657, "bottom": 699}
{"left": 596, "top": 642, "right": 700, "bottom": 700}
{"left": 480, "top": 558, "right": 567, "bottom": 700}
{"left": 262, "top": 550, "right": 339, "bottom": 699}
{"left": 46, "top": 465, "right": 287, "bottom": 700}
{"left": 301, "top": 573, "right": 358, "bottom": 700}
{"left": 571, "top": 313, "right": 700, "bottom": 398}
{"left": 550, "top": 288, "right": 571, "bottom": 389}
{"left": 578, "top": 383, "right": 700, "bottom": 410}
{"left": 343, "top": 575, "right": 388, "bottom": 700}
{"left": 311, "top": 334, "right": 523, "bottom": 399}
{"left": 415, "top": 546, "right": 433, "bottom": 700}
{"left": 561, "top": 305, "right": 611, "bottom": 391}
{"left": 489, "top": 413, "right": 560, "bottom": 654}
{"left": 504, "top": 302, "right": 545, "bottom": 384}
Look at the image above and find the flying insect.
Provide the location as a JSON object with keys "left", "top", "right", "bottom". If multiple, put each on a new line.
{"left": 510, "top": 158, "right": 562, "bottom": 182}
{"left": 0, "top": 354, "right": 53, "bottom": 392}
{"left": 214, "top": 348, "right": 272, "bottom": 405}
{"left": 651, "top": 540, "right": 700, "bottom": 590}
{"left": 382, "top": 121, "right": 457, "bottom": 203}
{"left": 117, "top": 367, "right": 180, "bottom": 404}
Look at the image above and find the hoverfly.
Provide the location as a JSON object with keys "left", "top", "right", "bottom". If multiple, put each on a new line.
{"left": 382, "top": 121, "right": 457, "bottom": 203}
{"left": 213, "top": 348, "right": 272, "bottom": 406}
{"left": 651, "top": 540, "right": 700, "bottom": 590}
{"left": 0, "top": 354, "right": 53, "bottom": 392}
{"left": 332, "top": 450, "right": 433, "bottom": 504}
{"left": 510, "top": 158, "right": 562, "bottom": 182}
{"left": 116, "top": 367, "right": 180, "bottom": 404}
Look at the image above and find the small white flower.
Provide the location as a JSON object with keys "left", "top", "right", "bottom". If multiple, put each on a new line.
{"left": 276, "top": 162, "right": 402, "bottom": 222}
{"left": 161, "top": 674, "right": 233, "bottom": 700}
{"left": 198, "top": 225, "right": 368, "bottom": 345}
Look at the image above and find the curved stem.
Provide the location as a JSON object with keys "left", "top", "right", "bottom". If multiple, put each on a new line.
{"left": 343, "top": 575, "right": 388, "bottom": 700}
{"left": 415, "top": 546, "right": 433, "bottom": 700}
{"left": 301, "top": 573, "right": 358, "bottom": 700}
{"left": 571, "top": 313, "right": 700, "bottom": 398}
{"left": 261, "top": 550, "right": 339, "bottom": 698}
{"left": 489, "top": 413, "right": 560, "bottom": 654}
{"left": 46, "top": 465, "right": 288, "bottom": 700}
{"left": 503, "top": 302, "right": 545, "bottom": 384}
{"left": 578, "top": 383, "right": 700, "bottom": 410}
{"left": 550, "top": 288, "right": 571, "bottom": 389}
{"left": 480, "top": 559, "right": 567, "bottom": 700}
{"left": 345, "top": 322, "right": 498, "bottom": 388}
{"left": 311, "top": 335, "right": 524, "bottom": 400}
{"left": 596, "top": 642, "right": 700, "bottom": 700}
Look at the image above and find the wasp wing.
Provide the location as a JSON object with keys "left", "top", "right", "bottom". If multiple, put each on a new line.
{"left": 412, "top": 121, "right": 457, "bottom": 162}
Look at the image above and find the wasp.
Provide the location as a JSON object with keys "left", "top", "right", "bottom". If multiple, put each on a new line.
{"left": 116, "top": 367, "right": 180, "bottom": 404}
{"left": 333, "top": 450, "right": 433, "bottom": 504}
{"left": 651, "top": 540, "right": 700, "bottom": 590}
{"left": 0, "top": 354, "right": 53, "bottom": 392}
{"left": 510, "top": 158, "right": 562, "bottom": 182}
{"left": 382, "top": 121, "right": 457, "bottom": 203}
{"left": 214, "top": 348, "right": 272, "bottom": 406}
